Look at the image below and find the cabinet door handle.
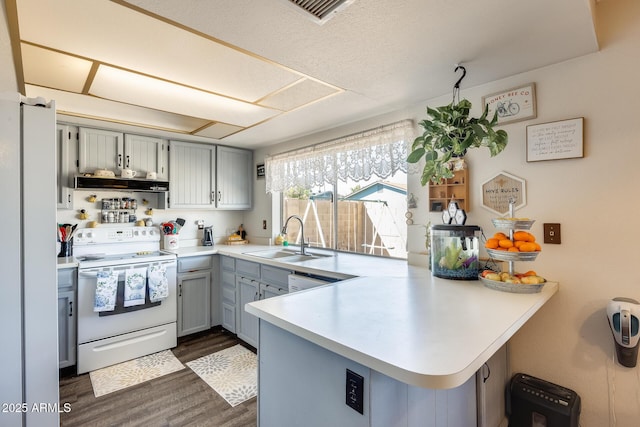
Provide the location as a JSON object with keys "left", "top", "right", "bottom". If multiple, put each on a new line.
{"left": 218, "top": 191, "right": 221, "bottom": 202}
{"left": 179, "top": 283, "right": 182, "bottom": 297}
{"left": 69, "top": 301, "right": 73, "bottom": 317}
{"left": 126, "top": 155, "right": 130, "bottom": 168}
{"left": 118, "top": 154, "right": 122, "bottom": 168}
{"left": 481, "top": 362, "right": 491, "bottom": 383}
{"left": 68, "top": 194, "right": 72, "bottom": 203}
{"left": 210, "top": 191, "right": 215, "bottom": 203}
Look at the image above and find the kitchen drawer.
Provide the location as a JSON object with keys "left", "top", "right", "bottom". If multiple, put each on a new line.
{"left": 178, "top": 255, "right": 212, "bottom": 273}
{"left": 236, "top": 259, "right": 260, "bottom": 279}
{"left": 222, "top": 285, "right": 236, "bottom": 304}
{"left": 221, "top": 255, "right": 235, "bottom": 272}
{"left": 221, "top": 270, "right": 235, "bottom": 288}
{"left": 57, "top": 267, "right": 77, "bottom": 290}
{"left": 261, "top": 265, "right": 291, "bottom": 288}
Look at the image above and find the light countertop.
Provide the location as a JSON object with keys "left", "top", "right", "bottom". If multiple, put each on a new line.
{"left": 246, "top": 274, "right": 558, "bottom": 390}
{"left": 58, "top": 242, "right": 558, "bottom": 390}
{"left": 57, "top": 257, "right": 78, "bottom": 269}
{"left": 165, "top": 244, "right": 415, "bottom": 280}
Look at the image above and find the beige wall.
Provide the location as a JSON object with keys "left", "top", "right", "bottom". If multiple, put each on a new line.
{"left": 248, "top": 1, "right": 640, "bottom": 424}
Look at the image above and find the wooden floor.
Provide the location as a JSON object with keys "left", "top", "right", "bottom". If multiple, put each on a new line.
{"left": 59, "top": 327, "right": 257, "bottom": 427}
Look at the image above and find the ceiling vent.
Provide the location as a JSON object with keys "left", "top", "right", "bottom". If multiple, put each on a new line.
{"left": 284, "top": 0, "right": 355, "bottom": 24}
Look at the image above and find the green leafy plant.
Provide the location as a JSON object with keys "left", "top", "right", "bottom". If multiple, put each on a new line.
{"left": 407, "top": 99, "right": 508, "bottom": 185}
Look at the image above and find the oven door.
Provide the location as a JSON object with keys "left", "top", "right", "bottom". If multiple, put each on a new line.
{"left": 77, "top": 259, "right": 177, "bottom": 345}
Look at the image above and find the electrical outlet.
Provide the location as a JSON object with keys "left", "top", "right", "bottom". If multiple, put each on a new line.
{"left": 346, "top": 369, "right": 364, "bottom": 414}
{"left": 543, "top": 223, "right": 561, "bottom": 244}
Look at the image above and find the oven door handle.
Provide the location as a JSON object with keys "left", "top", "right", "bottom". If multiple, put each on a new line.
{"left": 78, "top": 260, "right": 176, "bottom": 275}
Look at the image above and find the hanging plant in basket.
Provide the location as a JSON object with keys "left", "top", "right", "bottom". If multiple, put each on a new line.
{"left": 407, "top": 66, "right": 509, "bottom": 185}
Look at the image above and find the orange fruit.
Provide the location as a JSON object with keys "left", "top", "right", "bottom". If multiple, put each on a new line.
{"left": 534, "top": 242, "right": 542, "bottom": 251}
{"left": 523, "top": 270, "right": 537, "bottom": 276}
{"left": 519, "top": 242, "right": 537, "bottom": 252}
{"left": 513, "top": 231, "right": 529, "bottom": 241}
{"left": 507, "top": 246, "right": 519, "bottom": 252}
{"left": 514, "top": 240, "right": 526, "bottom": 248}
{"left": 493, "top": 232, "right": 508, "bottom": 240}
{"left": 485, "top": 238, "right": 499, "bottom": 249}
{"left": 498, "top": 239, "right": 514, "bottom": 249}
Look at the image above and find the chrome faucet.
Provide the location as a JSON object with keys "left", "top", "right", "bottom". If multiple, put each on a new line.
{"left": 281, "top": 215, "right": 307, "bottom": 255}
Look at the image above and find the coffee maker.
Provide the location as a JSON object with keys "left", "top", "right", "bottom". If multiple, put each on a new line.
{"left": 607, "top": 297, "right": 640, "bottom": 367}
{"left": 202, "top": 226, "right": 214, "bottom": 246}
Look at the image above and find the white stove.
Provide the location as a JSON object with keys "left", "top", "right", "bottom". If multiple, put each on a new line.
{"left": 74, "top": 226, "right": 175, "bottom": 267}
{"left": 74, "top": 226, "right": 177, "bottom": 374}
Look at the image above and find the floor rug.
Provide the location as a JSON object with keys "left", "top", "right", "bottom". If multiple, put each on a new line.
{"left": 186, "top": 344, "right": 257, "bottom": 407}
{"left": 89, "top": 350, "right": 185, "bottom": 397}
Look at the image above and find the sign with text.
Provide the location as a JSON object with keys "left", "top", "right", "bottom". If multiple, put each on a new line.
{"left": 526, "top": 117, "right": 584, "bottom": 162}
{"left": 482, "top": 83, "right": 537, "bottom": 125}
{"left": 481, "top": 172, "right": 526, "bottom": 216}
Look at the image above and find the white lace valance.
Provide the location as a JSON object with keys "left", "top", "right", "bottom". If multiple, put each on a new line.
{"left": 265, "top": 119, "right": 414, "bottom": 193}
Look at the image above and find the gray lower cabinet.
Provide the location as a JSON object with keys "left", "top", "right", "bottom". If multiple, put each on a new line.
{"left": 57, "top": 267, "right": 77, "bottom": 368}
{"left": 234, "top": 259, "right": 291, "bottom": 348}
{"left": 177, "top": 256, "right": 212, "bottom": 337}
{"left": 237, "top": 276, "right": 260, "bottom": 346}
{"left": 220, "top": 256, "right": 237, "bottom": 333}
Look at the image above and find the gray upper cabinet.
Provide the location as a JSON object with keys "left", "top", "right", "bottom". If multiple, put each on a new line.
{"left": 169, "top": 141, "right": 216, "bottom": 208}
{"left": 56, "top": 124, "right": 76, "bottom": 210}
{"left": 168, "top": 142, "right": 252, "bottom": 210}
{"left": 78, "top": 128, "right": 167, "bottom": 178}
{"left": 123, "top": 134, "right": 168, "bottom": 179}
{"left": 216, "top": 146, "right": 252, "bottom": 210}
{"left": 78, "top": 128, "right": 124, "bottom": 173}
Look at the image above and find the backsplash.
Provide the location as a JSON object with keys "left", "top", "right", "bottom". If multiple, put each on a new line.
{"left": 56, "top": 191, "right": 253, "bottom": 250}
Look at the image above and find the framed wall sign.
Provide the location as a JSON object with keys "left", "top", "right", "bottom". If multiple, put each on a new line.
{"left": 526, "top": 117, "right": 584, "bottom": 162}
{"left": 256, "top": 163, "right": 265, "bottom": 179}
{"left": 481, "top": 171, "right": 526, "bottom": 216}
{"left": 482, "top": 83, "right": 537, "bottom": 125}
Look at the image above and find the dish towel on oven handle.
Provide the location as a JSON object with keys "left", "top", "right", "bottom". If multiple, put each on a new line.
{"left": 124, "top": 267, "right": 147, "bottom": 307}
{"left": 94, "top": 270, "right": 119, "bottom": 312}
{"left": 148, "top": 263, "right": 169, "bottom": 302}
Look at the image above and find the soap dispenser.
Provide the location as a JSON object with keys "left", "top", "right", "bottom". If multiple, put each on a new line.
{"left": 607, "top": 297, "right": 640, "bottom": 367}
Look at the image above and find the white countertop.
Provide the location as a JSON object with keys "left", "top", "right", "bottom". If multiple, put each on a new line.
{"left": 58, "top": 242, "right": 558, "bottom": 389}
{"left": 57, "top": 256, "right": 78, "bottom": 269}
{"left": 247, "top": 274, "right": 558, "bottom": 390}
{"left": 166, "top": 243, "right": 414, "bottom": 280}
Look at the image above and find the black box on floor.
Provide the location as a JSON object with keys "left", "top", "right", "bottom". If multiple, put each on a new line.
{"left": 506, "top": 373, "right": 580, "bottom": 427}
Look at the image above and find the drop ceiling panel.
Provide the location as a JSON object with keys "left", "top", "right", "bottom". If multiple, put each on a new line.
{"left": 16, "top": 0, "right": 304, "bottom": 102}
{"left": 27, "top": 85, "right": 211, "bottom": 133}
{"left": 194, "top": 123, "right": 245, "bottom": 139}
{"left": 259, "top": 78, "right": 342, "bottom": 111}
{"left": 21, "top": 44, "right": 92, "bottom": 93}
{"left": 90, "top": 66, "right": 280, "bottom": 127}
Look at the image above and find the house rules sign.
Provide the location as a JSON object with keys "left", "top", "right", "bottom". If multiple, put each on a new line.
{"left": 481, "top": 172, "right": 526, "bottom": 215}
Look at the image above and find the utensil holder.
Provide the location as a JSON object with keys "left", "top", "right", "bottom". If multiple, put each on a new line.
{"left": 58, "top": 240, "right": 73, "bottom": 258}
{"left": 163, "top": 235, "right": 179, "bottom": 250}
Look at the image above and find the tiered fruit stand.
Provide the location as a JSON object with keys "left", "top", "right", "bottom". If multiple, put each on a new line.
{"left": 479, "top": 204, "right": 545, "bottom": 293}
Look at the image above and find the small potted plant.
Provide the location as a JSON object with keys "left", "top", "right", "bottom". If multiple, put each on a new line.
{"left": 407, "top": 98, "right": 508, "bottom": 185}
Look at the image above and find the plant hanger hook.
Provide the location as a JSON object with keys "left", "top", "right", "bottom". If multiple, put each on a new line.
{"left": 452, "top": 65, "right": 466, "bottom": 104}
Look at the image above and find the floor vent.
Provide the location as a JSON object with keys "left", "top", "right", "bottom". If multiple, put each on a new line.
{"left": 285, "top": 0, "right": 355, "bottom": 24}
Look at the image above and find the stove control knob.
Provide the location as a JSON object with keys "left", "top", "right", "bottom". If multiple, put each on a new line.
{"left": 86, "top": 232, "right": 94, "bottom": 239}
{"left": 141, "top": 229, "right": 147, "bottom": 236}
{"left": 133, "top": 230, "right": 140, "bottom": 236}
{"left": 148, "top": 229, "right": 155, "bottom": 236}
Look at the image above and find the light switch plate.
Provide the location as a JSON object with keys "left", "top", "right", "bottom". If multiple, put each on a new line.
{"left": 543, "top": 223, "right": 561, "bottom": 244}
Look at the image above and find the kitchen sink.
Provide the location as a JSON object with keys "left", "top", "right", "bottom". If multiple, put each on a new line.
{"left": 243, "top": 248, "right": 332, "bottom": 262}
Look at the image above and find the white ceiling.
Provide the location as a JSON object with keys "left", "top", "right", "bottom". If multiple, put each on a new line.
{"left": 1, "top": 0, "right": 599, "bottom": 149}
